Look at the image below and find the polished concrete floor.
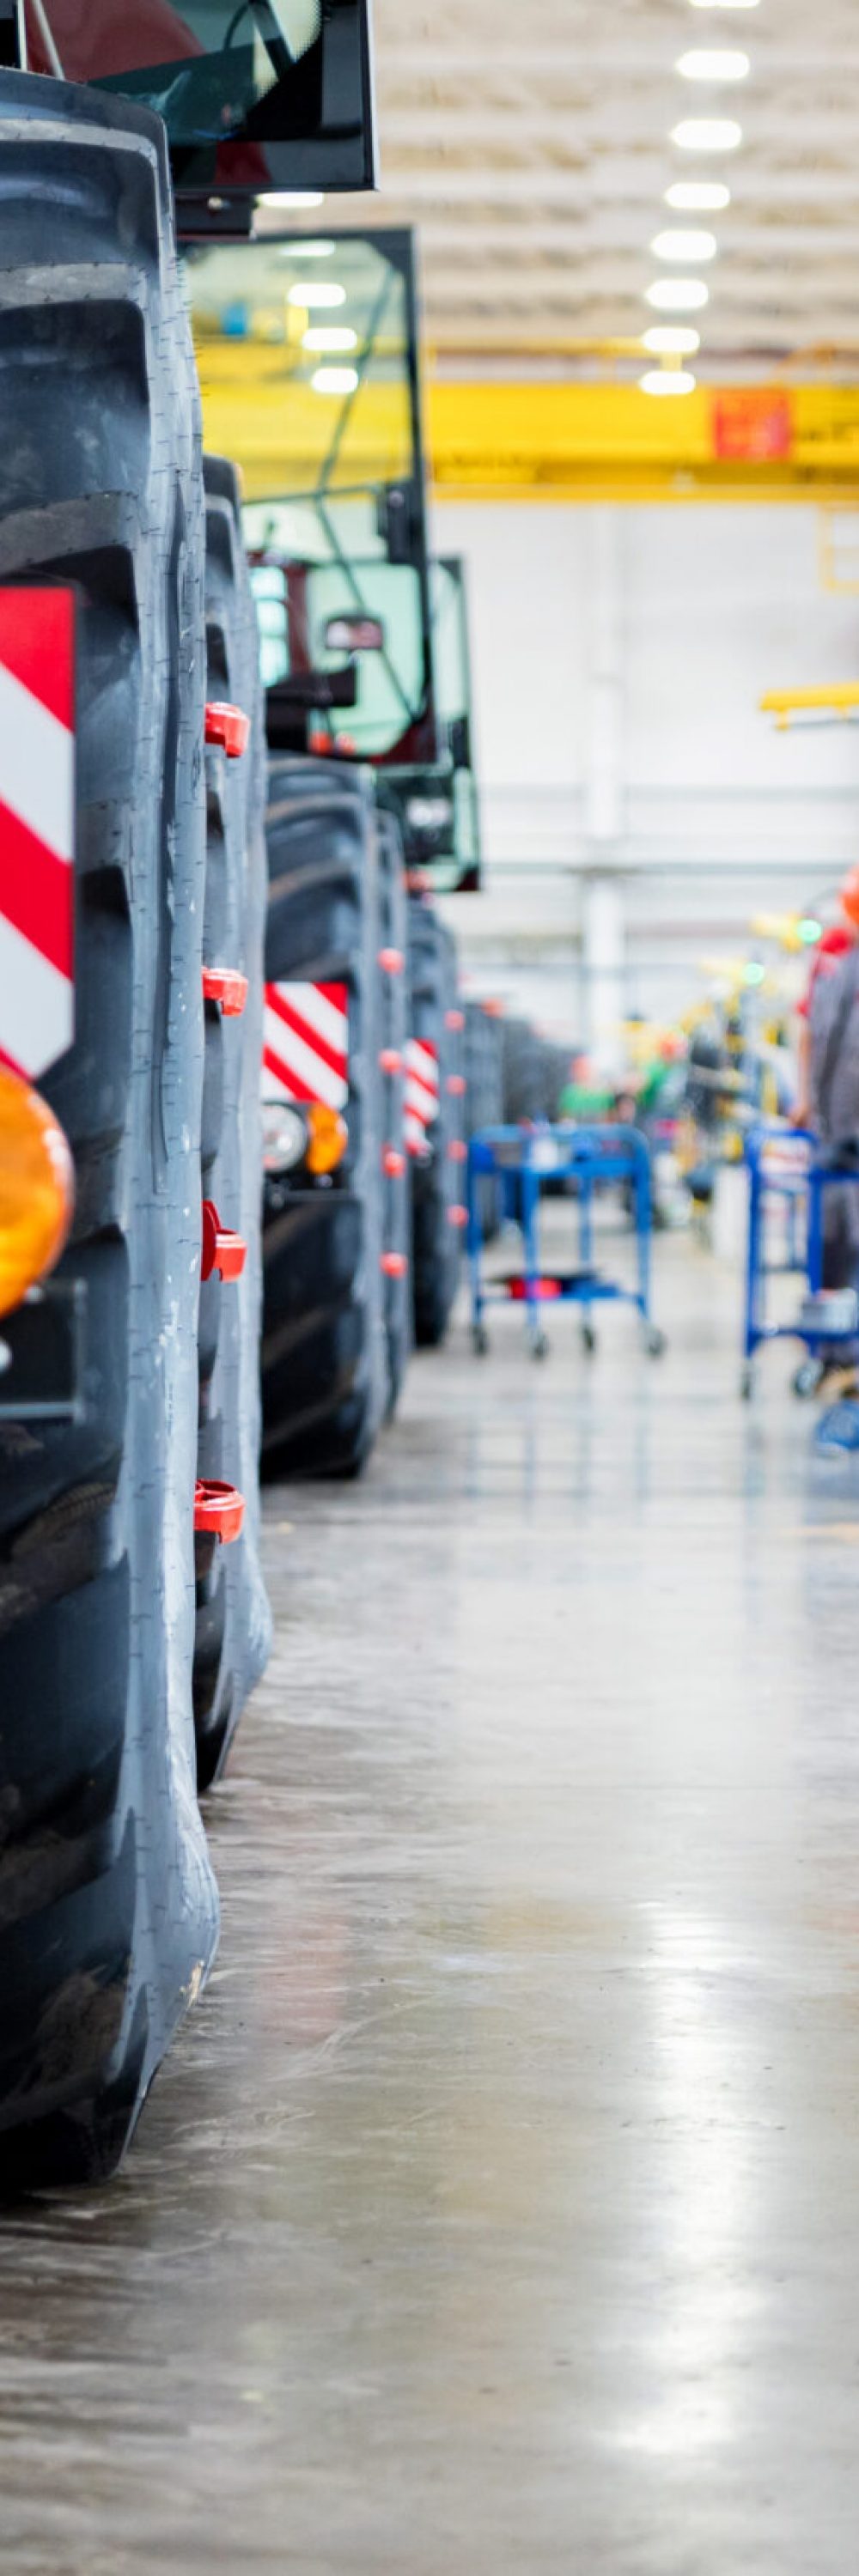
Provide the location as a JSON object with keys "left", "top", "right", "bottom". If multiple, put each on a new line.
{"left": 3, "top": 1212, "right": 859, "bottom": 2572}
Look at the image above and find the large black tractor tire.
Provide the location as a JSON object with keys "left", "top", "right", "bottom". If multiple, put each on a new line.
{"left": 535, "top": 1036, "right": 571, "bottom": 1124}
{"left": 502, "top": 1015, "right": 545, "bottom": 1124}
{"left": 375, "top": 811, "right": 411, "bottom": 1415}
{"left": 464, "top": 1001, "right": 505, "bottom": 1242}
{"left": 408, "top": 897, "right": 466, "bottom": 1349}
{"left": 194, "top": 459, "right": 271, "bottom": 1794}
{"left": 262, "top": 772, "right": 387, "bottom": 1477}
{"left": 0, "top": 76, "right": 218, "bottom": 2188}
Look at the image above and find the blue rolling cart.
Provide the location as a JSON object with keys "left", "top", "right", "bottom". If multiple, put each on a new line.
{"left": 466, "top": 1123, "right": 666, "bottom": 1361}
{"left": 742, "top": 1121, "right": 859, "bottom": 1398}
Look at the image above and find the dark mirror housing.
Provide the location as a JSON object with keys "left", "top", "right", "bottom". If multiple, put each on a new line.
{"left": 28, "top": 0, "right": 378, "bottom": 200}
{"left": 448, "top": 714, "right": 472, "bottom": 773}
{"left": 376, "top": 487, "right": 411, "bottom": 567}
{"left": 0, "top": 1, "right": 25, "bottom": 65}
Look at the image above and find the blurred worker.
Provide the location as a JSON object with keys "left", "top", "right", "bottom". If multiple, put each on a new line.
{"left": 793, "top": 921, "right": 853, "bottom": 1127}
{"left": 800, "top": 878, "right": 859, "bottom": 1392}
{"left": 679, "top": 1014, "right": 733, "bottom": 1230}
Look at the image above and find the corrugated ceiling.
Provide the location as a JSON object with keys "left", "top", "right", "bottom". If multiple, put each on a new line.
{"left": 319, "top": 0, "right": 859, "bottom": 373}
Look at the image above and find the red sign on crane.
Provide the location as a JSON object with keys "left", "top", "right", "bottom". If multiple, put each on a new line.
{"left": 711, "top": 392, "right": 793, "bottom": 463}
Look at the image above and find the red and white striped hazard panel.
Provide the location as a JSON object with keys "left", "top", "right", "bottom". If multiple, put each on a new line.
{"left": 263, "top": 980, "right": 349, "bottom": 1109}
{"left": 0, "top": 587, "right": 75, "bottom": 1081}
{"left": 405, "top": 1036, "right": 439, "bottom": 1157}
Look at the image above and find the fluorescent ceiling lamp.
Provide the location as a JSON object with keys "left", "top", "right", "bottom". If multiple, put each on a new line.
{"left": 646, "top": 276, "right": 710, "bottom": 310}
{"left": 666, "top": 180, "right": 730, "bottom": 210}
{"left": 643, "top": 325, "right": 701, "bottom": 354}
{"left": 672, "top": 118, "right": 742, "bottom": 149}
{"left": 259, "top": 191, "right": 325, "bottom": 208}
{"left": 312, "top": 366, "right": 359, "bottom": 394}
{"left": 303, "top": 325, "right": 358, "bottom": 351}
{"left": 279, "top": 240, "right": 335, "bottom": 258}
{"left": 639, "top": 370, "right": 697, "bottom": 397}
{"left": 651, "top": 228, "right": 716, "bottom": 262}
{"left": 677, "top": 48, "right": 750, "bottom": 78}
{"left": 287, "top": 281, "right": 346, "bottom": 307}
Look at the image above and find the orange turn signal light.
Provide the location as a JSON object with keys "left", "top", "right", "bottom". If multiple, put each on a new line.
{"left": 0, "top": 1067, "right": 74, "bottom": 1320}
{"left": 305, "top": 1102, "right": 348, "bottom": 1177}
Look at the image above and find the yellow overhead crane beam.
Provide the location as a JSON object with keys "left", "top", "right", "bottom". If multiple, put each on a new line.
{"left": 425, "top": 382, "right": 859, "bottom": 505}
{"left": 195, "top": 319, "right": 859, "bottom": 507}
{"left": 761, "top": 683, "right": 859, "bottom": 729}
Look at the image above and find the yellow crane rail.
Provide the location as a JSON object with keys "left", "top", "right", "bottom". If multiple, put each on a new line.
{"left": 760, "top": 683, "right": 859, "bottom": 729}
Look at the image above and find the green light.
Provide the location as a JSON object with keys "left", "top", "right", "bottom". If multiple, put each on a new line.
{"left": 798, "top": 917, "right": 823, "bottom": 945}
{"left": 743, "top": 962, "right": 765, "bottom": 987}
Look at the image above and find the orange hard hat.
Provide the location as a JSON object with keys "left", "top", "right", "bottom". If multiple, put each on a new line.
{"left": 839, "top": 869, "right": 859, "bottom": 931}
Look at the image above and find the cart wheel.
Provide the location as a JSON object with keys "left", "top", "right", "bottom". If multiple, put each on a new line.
{"left": 581, "top": 1321, "right": 597, "bottom": 1356}
{"left": 472, "top": 1323, "right": 490, "bottom": 1357}
{"left": 533, "top": 1332, "right": 550, "bottom": 1362}
{"left": 740, "top": 1362, "right": 755, "bottom": 1401}
{"left": 793, "top": 1356, "right": 823, "bottom": 1400}
{"left": 645, "top": 1325, "right": 667, "bottom": 1358}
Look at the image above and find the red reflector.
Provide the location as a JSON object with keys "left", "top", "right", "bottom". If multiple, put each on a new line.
{"left": 448, "top": 1138, "right": 467, "bottom": 1163}
{"left": 379, "top": 946, "right": 405, "bottom": 976}
{"left": 382, "top": 1146, "right": 405, "bottom": 1178}
{"left": 202, "top": 965, "right": 248, "bottom": 1017}
{"left": 194, "top": 1479, "right": 245, "bottom": 1543}
{"left": 202, "top": 1200, "right": 247, "bottom": 1284}
{"left": 381, "top": 1251, "right": 409, "bottom": 1278}
{"left": 379, "top": 1047, "right": 403, "bottom": 1074}
{"left": 448, "top": 1204, "right": 468, "bottom": 1229}
{"left": 446, "top": 1008, "right": 465, "bottom": 1032}
{"left": 508, "top": 1277, "right": 562, "bottom": 1301}
{"left": 205, "top": 701, "right": 251, "bottom": 759}
{"left": 447, "top": 1074, "right": 466, "bottom": 1097}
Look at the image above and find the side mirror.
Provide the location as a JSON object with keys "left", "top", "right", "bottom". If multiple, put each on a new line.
{"left": 0, "top": 1, "right": 25, "bottom": 66}
{"left": 376, "top": 487, "right": 411, "bottom": 566}
{"left": 324, "top": 613, "right": 386, "bottom": 654}
{"left": 448, "top": 714, "right": 472, "bottom": 772}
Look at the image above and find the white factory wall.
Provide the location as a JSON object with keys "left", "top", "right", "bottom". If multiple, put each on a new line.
{"left": 435, "top": 500, "right": 859, "bottom": 1047}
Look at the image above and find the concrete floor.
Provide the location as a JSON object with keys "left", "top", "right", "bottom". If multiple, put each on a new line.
{"left": 3, "top": 1215, "right": 859, "bottom": 2572}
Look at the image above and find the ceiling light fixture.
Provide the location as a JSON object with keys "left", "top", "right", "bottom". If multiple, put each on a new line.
{"left": 666, "top": 180, "right": 730, "bottom": 210}
{"left": 287, "top": 281, "right": 346, "bottom": 307}
{"left": 643, "top": 325, "right": 701, "bottom": 354}
{"left": 651, "top": 227, "right": 717, "bottom": 262}
{"left": 312, "top": 365, "right": 359, "bottom": 395}
{"left": 646, "top": 277, "right": 710, "bottom": 310}
{"left": 302, "top": 325, "right": 358, "bottom": 351}
{"left": 678, "top": 47, "right": 750, "bottom": 78}
{"left": 639, "top": 369, "right": 698, "bottom": 397}
{"left": 672, "top": 117, "right": 742, "bottom": 149}
{"left": 278, "top": 239, "right": 335, "bottom": 258}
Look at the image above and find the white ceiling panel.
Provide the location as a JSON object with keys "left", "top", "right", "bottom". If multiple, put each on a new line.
{"left": 316, "top": 0, "right": 859, "bottom": 370}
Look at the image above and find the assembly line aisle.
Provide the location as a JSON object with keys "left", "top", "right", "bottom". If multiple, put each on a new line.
{"left": 2, "top": 1232, "right": 859, "bottom": 2573}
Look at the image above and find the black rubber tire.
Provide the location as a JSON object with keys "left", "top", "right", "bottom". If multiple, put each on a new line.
{"left": 376, "top": 811, "right": 411, "bottom": 1415}
{"left": 535, "top": 1037, "right": 570, "bottom": 1124}
{"left": 502, "top": 1018, "right": 545, "bottom": 1124}
{"left": 193, "top": 459, "right": 271, "bottom": 1793}
{"left": 0, "top": 75, "right": 218, "bottom": 2186}
{"left": 261, "top": 771, "right": 387, "bottom": 1476}
{"left": 464, "top": 1001, "right": 504, "bottom": 1241}
{"left": 408, "top": 896, "right": 465, "bottom": 1348}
